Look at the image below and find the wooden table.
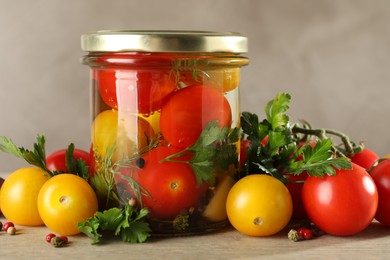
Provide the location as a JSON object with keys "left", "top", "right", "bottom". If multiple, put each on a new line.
{"left": 1, "top": 173, "right": 390, "bottom": 259}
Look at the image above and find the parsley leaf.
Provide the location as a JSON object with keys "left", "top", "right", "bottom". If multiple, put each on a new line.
{"left": 65, "top": 143, "right": 90, "bottom": 181}
{"left": 265, "top": 92, "right": 291, "bottom": 131}
{"left": 0, "top": 135, "right": 52, "bottom": 175}
{"left": 161, "top": 121, "right": 239, "bottom": 186}
{"left": 289, "top": 139, "right": 352, "bottom": 177}
{"left": 241, "top": 92, "right": 352, "bottom": 181}
{"left": 0, "top": 134, "right": 91, "bottom": 180}
{"left": 78, "top": 204, "right": 151, "bottom": 244}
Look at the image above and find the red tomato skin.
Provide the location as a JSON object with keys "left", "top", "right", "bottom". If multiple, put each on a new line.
{"left": 370, "top": 159, "right": 390, "bottom": 226}
{"left": 302, "top": 163, "right": 378, "bottom": 236}
{"left": 239, "top": 139, "right": 251, "bottom": 167}
{"left": 126, "top": 146, "right": 208, "bottom": 220}
{"left": 96, "top": 68, "right": 176, "bottom": 114}
{"left": 46, "top": 149, "right": 90, "bottom": 172}
{"left": 284, "top": 172, "right": 309, "bottom": 220}
{"left": 350, "top": 148, "right": 379, "bottom": 171}
{"left": 160, "top": 85, "right": 232, "bottom": 149}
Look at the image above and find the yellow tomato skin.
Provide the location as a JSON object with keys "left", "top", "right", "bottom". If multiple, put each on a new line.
{"left": 226, "top": 174, "right": 293, "bottom": 236}
{"left": 37, "top": 174, "right": 98, "bottom": 236}
{"left": 202, "top": 174, "right": 236, "bottom": 222}
{"left": 92, "top": 109, "right": 155, "bottom": 162}
{"left": 0, "top": 167, "right": 49, "bottom": 226}
{"left": 181, "top": 67, "right": 240, "bottom": 93}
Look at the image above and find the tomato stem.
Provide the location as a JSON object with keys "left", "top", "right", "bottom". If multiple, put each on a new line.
{"left": 292, "top": 124, "right": 363, "bottom": 157}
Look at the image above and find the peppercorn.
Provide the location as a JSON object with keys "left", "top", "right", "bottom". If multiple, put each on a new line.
{"left": 288, "top": 229, "right": 301, "bottom": 242}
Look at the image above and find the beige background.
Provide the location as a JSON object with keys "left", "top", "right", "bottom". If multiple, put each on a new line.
{"left": 1, "top": 0, "right": 389, "bottom": 172}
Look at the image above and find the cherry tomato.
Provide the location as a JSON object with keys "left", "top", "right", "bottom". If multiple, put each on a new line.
{"left": 91, "top": 109, "right": 155, "bottom": 163}
{"left": 226, "top": 174, "right": 293, "bottom": 237}
{"left": 239, "top": 139, "right": 251, "bottom": 167}
{"left": 349, "top": 148, "right": 379, "bottom": 171}
{"left": 95, "top": 68, "right": 177, "bottom": 114}
{"left": 180, "top": 67, "right": 240, "bottom": 93}
{"left": 240, "top": 137, "right": 269, "bottom": 167}
{"left": 37, "top": 174, "right": 98, "bottom": 236}
{"left": 0, "top": 167, "right": 49, "bottom": 226}
{"left": 46, "top": 148, "right": 90, "bottom": 172}
{"left": 160, "top": 85, "right": 232, "bottom": 149}
{"left": 369, "top": 159, "right": 390, "bottom": 226}
{"left": 202, "top": 174, "right": 236, "bottom": 222}
{"left": 284, "top": 172, "right": 309, "bottom": 220}
{"left": 124, "top": 146, "right": 208, "bottom": 220}
{"left": 302, "top": 163, "right": 378, "bottom": 236}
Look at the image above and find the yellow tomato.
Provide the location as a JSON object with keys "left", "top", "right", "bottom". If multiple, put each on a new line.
{"left": 92, "top": 109, "right": 156, "bottom": 162}
{"left": 37, "top": 174, "right": 98, "bottom": 236}
{"left": 202, "top": 174, "right": 235, "bottom": 222}
{"left": 226, "top": 174, "right": 293, "bottom": 237}
{"left": 0, "top": 167, "right": 49, "bottom": 226}
{"left": 206, "top": 68, "right": 240, "bottom": 93}
{"left": 181, "top": 67, "right": 240, "bottom": 93}
{"left": 139, "top": 111, "right": 161, "bottom": 134}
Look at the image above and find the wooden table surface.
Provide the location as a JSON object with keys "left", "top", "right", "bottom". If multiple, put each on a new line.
{"left": 1, "top": 173, "right": 390, "bottom": 259}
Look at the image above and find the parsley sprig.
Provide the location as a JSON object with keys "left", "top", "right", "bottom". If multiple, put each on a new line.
{"left": 241, "top": 92, "right": 352, "bottom": 182}
{"left": 78, "top": 202, "right": 151, "bottom": 244}
{"left": 160, "top": 121, "right": 239, "bottom": 185}
{"left": 0, "top": 134, "right": 89, "bottom": 179}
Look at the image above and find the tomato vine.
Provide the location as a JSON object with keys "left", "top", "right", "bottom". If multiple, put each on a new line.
{"left": 240, "top": 92, "right": 354, "bottom": 183}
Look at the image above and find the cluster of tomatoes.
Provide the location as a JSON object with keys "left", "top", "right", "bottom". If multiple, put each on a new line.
{"left": 0, "top": 149, "right": 98, "bottom": 236}
{"left": 90, "top": 56, "right": 241, "bottom": 223}
{"left": 294, "top": 147, "right": 390, "bottom": 236}
{"left": 229, "top": 142, "right": 390, "bottom": 238}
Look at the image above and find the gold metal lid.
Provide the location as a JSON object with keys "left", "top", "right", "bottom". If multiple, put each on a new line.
{"left": 81, "top": 30, "right": 248, "bottom": 53}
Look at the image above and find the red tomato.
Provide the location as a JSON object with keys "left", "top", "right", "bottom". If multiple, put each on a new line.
{"left": 240, "top": 137, "right": 269, "bottom": 168}
{"left": 122, "top": 146, "right": 208, "bottom": 220}
{"left": 239, "top": 139, "right": 251, "bottom": 167}
{"left": 46, "top": 148, "right": 90, "bottom": 172}
{"left": 284, "top": 172, "right": 309, "bottom": 220}
{"left": 95, "top": 68, "right": 177, "bottom": 114}
{"left": 302, "top": 163, "right": 378, "bottom": 236}
{"left": 370, "top": 159, "right": 390, "bottom": 226}
{"left": 160, "top": 85, "right": 232, "bottom": 149}
{"left": 349, "top": 148, "right": 379, "bottom": 171}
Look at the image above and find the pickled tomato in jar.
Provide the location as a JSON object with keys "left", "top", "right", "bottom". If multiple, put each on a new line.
{"left": 82, "top": 30, "right": 248, "bottom": 235}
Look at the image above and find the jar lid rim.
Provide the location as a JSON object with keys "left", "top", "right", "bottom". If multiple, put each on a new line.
{"left": 81, "top": 30, "right": 248, "bottom": 53}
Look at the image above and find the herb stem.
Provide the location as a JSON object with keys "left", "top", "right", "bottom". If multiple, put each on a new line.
{"left": 292, "top": 125, "right": 360, "bottom": 157}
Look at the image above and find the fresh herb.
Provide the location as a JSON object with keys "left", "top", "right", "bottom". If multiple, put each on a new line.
{"left": 170, "top": 58, "right": 210, "bottom": 84}
{"left": 0, "top": 135, "right": 52, "bottom": 175}
{"left": 241, "top": 92, "right": 352, "bottom": 182}
{"left": 66, "top": 143, "right": 90, "bottom": 180}
{"left": 0, "top": 134, "right": 89, "bottom": 180}
{"left": 90, "top": 134, "right": 161, "bottom": 210}
{"left": 78, "top": 203, "right": 151, "bottom": 244}
{"left": 161, "top": 121, "right": 239, "bottom": 185}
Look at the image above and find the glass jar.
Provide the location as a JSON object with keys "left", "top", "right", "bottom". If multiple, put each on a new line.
{"left": 81, "top": 30, "right": 249, "bottom": 235}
